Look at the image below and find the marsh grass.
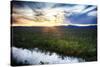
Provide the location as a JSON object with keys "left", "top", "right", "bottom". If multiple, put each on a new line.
{"left": 11, "top": 26, "right": 97, "bottom": 61}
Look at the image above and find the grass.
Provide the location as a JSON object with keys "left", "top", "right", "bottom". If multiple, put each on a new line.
{"left": 11, "top": 26, "right": 97, "bottom": 61}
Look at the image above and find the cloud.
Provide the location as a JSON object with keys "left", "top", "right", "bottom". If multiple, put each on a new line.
{"left": 82, "top": 6, "right": 96, "bottom": 13}
{"left": 12, "top": 1, "right": 97, "bottom": 26}
{"left": 56, "top": 5, "right": 86, "bottom": 13}
{"left": 60, "top": 5, "right": 97, "bottom": 17}
{"left": 69, "top": 5, "right": 86, "bottom": 13}
{"left": 87, "top": 11, "right": 97, "bottom": 16}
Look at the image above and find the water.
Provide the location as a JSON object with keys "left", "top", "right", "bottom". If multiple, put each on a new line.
{"left": 11, "top": 47, "right": 85, "bottom": 65}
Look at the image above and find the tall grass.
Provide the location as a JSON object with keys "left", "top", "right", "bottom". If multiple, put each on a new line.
{"left": 11, "top": 26, "right": 97, "bottom": 61}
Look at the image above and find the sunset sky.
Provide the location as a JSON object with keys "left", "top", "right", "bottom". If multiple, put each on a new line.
{"left": 11, "top": 1, "right": 97, "bottom": 26}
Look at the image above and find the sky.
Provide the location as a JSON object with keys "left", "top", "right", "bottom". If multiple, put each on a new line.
{"left": 11, "top": 1, "right": 97, "bottom": 26}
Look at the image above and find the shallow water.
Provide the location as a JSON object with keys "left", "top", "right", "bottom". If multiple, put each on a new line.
{"left": 11, "top": 47, "right": 85, "bottom": 65}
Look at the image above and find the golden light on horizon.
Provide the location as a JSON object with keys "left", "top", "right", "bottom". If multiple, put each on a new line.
{"left": 12, "top": 8, "right": 68, "bottom": 27}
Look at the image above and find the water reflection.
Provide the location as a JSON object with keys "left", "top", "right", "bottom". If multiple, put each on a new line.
{"left": 12, "top": 47, "right": 85, "bottom": 65}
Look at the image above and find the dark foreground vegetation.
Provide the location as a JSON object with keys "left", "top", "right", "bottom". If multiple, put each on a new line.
{"left": 11, "top": 26, "right": 97, "bottom": 63}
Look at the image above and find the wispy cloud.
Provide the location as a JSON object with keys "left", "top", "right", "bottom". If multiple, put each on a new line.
{"left": 12, "top": 1, "right": 97, "bottom": 26}
{"left": 82, "top": 6, "right": 96, "bottom": 13}
{"left": 87, "top": 11, "right": 97, "bottom": 17}
{"left": 68, "top": 5, "right": 86, "bottom": 13}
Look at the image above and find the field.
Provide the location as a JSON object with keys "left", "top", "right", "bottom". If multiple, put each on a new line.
{"left": 11, "top": 26, "right": 97, "bottom": 64}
